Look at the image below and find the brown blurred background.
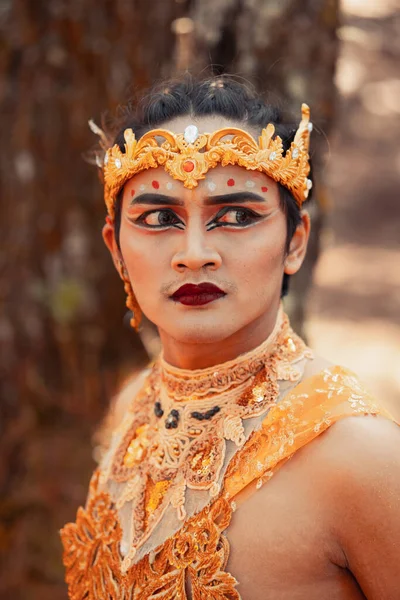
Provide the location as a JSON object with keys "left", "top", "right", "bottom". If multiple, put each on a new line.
{"left": 0, "top": 0, "right": 399, "bottom": 598}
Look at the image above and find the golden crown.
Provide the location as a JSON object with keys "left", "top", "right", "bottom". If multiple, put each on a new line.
{"left": 101, "top": 103, "right": 312, "bottom": 219}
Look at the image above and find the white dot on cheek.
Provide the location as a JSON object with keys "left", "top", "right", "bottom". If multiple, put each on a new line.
{"left": 207, "top": 181, "right": 217, "bottom": 192}
{"left": 245, "top": 180, "right": 255, "bottom": 189}
{"left": 166, "top": 182, "right": 174, "bottom": 191}
{"left": 139, "top": 184, "right": 146, "bottom": 192}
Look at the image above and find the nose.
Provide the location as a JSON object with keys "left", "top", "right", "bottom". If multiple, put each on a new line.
{"left": 171, "top": 226, "right": 222, "bottom": 273}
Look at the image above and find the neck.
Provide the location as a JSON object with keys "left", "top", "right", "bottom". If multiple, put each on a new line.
{"left": 159, "top": 302, "right": 281, "bottom": 370}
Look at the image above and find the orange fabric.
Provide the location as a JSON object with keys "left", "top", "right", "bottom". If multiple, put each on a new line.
{"left": 60, "top": 365, "right": 396, "bottom": 599}
{"left": 61, "top": 472, "right": 239, "bottom": 600}
{"left": 224, "top": 365, "right": 392, "bottom": 504}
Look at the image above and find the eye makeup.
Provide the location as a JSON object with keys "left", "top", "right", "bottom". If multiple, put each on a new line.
{"left": 128, "top": 203, "right": 266, "bottom": 231}
{"left": 206, "top": 206, "right": 263, "bottom": 230}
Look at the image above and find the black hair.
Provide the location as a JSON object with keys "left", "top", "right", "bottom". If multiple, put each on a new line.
{"left": 111, "top": 75, "right": 312, "bottom": 296}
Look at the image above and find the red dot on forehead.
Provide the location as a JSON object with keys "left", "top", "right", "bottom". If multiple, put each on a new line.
{"left": 227, "top": 178, "right": 235, "bottom": 187}
{"left": 152, "top": 180, "right": 160, "bottom": 189}
{"left": 130, "top": 189, "right": 136, "bottom": 197}
{"left": 261, "top": 186, "right": 268, "bottom": 193}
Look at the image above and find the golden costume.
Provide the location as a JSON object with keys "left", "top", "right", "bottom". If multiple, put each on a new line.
{"left": 61, "top": 309, "right": 392, "bottom": 599}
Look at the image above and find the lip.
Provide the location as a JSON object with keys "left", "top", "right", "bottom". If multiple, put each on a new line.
{"left": 171, "top": 283, "right": 226, "bottom": 306}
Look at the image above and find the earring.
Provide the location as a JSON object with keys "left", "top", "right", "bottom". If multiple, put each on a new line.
{"left": 118, "top": 260, "right": 142, "bottom": 331}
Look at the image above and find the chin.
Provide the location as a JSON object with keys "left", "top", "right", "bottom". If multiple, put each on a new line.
{"left": 161, "top": 314, "right": 240, "bottom": 345}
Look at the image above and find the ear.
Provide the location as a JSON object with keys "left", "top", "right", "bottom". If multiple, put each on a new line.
{"left": 102, "top": 217, "right": 122, "bottom": 274}
{"left": 284, "top": 211, "right": 311, "bottom": 275}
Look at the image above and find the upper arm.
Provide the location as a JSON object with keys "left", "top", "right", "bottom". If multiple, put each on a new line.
{"left": 325, "top": 416, "right": 400, "bottom": 599}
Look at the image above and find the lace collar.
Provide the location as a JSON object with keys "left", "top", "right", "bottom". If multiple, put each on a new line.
{"left": 99, "top": 307, "right": 313, "bottom": 569}
{"left": 159, "top": 305, "right": 290, "bottom": 401}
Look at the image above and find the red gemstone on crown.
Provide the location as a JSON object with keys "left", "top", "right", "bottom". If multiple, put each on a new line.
{"left": 183, "top": 161, "right": 195, "bottom": 172}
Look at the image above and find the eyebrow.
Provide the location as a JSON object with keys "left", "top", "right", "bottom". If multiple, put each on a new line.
{"left": 129, "top": 191, "right": 267, "bottom": 207}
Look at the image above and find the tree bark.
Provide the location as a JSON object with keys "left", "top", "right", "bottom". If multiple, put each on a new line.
{"left": 0, "top": 1, "right": 339, "bottom": 597}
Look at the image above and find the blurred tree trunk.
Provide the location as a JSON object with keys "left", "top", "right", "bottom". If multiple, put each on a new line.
{"left": 191, "top": 0, "right": 340, "bottom": 337}
{"left": 0, "top": 2, "right": 185, "bottom": 598}
{"left": 0, "top": 1, "right": 339, "bottom": 598}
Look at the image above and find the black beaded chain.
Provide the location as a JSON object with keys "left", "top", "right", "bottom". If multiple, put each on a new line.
{"left": 165, "top": 409, "right": 180, "bottom": 429}
{"left": 191, "top": 405, "right": 221, "bottom": 421}
{"left": 154, "top": 402, "right": 164, "bottom": 418}
{"left": 154, "top": 402, "right": 221, "bottom": 428}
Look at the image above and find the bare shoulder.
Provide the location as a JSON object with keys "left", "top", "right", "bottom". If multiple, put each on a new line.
{"left": 315, "top": 414, "right": 400, "bottom": 470}
{"left": 301, "top": 414, "right": 400, "bottom": 491}
{"left": 314, "top": 417, "right": 400, "bottom": 598}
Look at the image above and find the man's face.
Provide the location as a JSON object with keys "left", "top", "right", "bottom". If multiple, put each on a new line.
{"left": 104, "top": 117, "right": 309, "bottom": 345}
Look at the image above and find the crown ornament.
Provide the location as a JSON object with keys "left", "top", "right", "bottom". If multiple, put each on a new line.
{"left": 100, "top": 104, "right": 312, "bottom": 219}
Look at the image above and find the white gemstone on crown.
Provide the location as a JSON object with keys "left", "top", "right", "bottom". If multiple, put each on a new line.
{"left": 269, "top": 151, "right": 277, "bottom": 161}
{"left": 307, "top": 122, "right": 313, "bottom": 132}
{"left": 292, "top": 148, "right": 299, "bottom": 159}
{"left": 306, "top": 178, "right": 313, "bottom": 190}
{"left": 184, "top": 125, "right": 199, "bottom": 144}
{"left": 115, "top": 158, "right": 122, "bottom": 169}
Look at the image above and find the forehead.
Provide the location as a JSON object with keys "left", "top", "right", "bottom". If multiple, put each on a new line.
{"left": 124, "top": 164, "right": 278, "bottom": 199}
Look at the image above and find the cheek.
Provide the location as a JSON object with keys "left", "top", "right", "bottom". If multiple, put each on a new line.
{"left": 119, "top": 226, "right": 168, "bottom": 288}
{"left": 224, "top": 220, "right": 287, "bottom": 279}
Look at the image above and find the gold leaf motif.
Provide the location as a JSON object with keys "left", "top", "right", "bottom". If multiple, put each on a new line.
{"left": 103, "top": 106, "right": 312, "bottom": 219}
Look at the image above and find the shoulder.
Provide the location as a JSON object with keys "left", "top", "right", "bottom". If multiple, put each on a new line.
{"left": 310, "top": 415, "right": 400, "bottom": 539}
{"left": 318, "top": 415, "right": 400, "bottom": 596}
{"left": 93, "top": 367, "right": 151, "bottom": 462}
{"left": 110, "top": 368, "right": 151, "bottom": 424}
{"left": 309, "top": 414, "right": 400, "bottom": 481}
{"left": 285, "top": 412, "right": 400, "bottom": 512}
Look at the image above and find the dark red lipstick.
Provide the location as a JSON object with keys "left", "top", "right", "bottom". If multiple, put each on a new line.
{"left": 171, "top": 283, "right": 226, "bottom": 306}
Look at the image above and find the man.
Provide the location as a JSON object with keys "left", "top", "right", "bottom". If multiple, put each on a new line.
{"left": 61, "top": 77, "right": 400, "bottom": 599}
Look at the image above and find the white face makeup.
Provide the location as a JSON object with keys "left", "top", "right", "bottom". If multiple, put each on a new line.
{"left": 102, "top": 116, "right": 310, "bottom": 366}
{"left": 116, "top": 164, "right": 286, "bottom": 344}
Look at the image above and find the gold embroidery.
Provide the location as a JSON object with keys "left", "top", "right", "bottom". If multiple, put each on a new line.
{"left": 102, "top": 311, "right": 310, "bottom": 559}
{"left": 61, "top": 479, "right": 239, "bottom": 600}
{"left": 123, "top": 424, "right": 151, "bottom": 467}
{"left": 160, "top": 313, "right": 309, "bottom": 401}
{"left": 62, "top": 366, "right": 391, "bottom": 600}
{"left": 223, "top": 366, "right": 382, "bottom": 500}
{"left": 102, "top": 104, "right": 312, "bottom": 220}
{"left": 145, "top": 479, "right": 171, "bottom": 515}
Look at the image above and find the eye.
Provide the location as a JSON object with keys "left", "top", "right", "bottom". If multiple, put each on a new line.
{"left": 212, "top": 207, "right": 261, "bottom": 228}
{"left": 136, "top": 209, "right": 183, "bottom": 229}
